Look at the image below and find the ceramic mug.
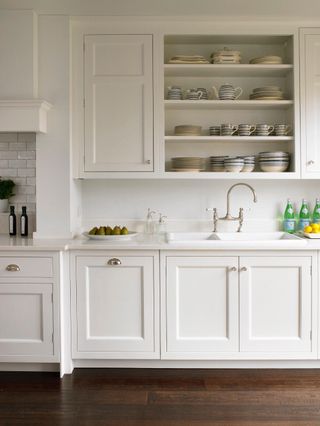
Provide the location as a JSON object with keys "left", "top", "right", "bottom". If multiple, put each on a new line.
{"left": 238, "top": 124, "right": 256, "bottom": 136}
{"left": 212, "top": 84, "right": 243, "bottom": 100}
{"left": 186, "top": 88, "right": 203, "bottom": 100}
{"left": 256, "top": 124, "right": 274, "bottom": 135}
{"left": 221, "top": 123, "right": 239, "bottom": 136}
{"left": 275, "top": 124, "right": 292, "bottom": 136}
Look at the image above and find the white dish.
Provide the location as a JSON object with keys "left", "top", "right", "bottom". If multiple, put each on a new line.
{"left": 83, "top": 232, "right": 138, "bottom": 241}
{"left": 304, "top": 233, "right": 320, "bottom": 239}
{"left": 260, "top": 164, "right": 288, "bottom": 172}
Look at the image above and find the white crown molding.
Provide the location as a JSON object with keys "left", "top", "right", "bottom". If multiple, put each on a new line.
{"left": 0, "top": 99, "right": 52, "bottom": 133}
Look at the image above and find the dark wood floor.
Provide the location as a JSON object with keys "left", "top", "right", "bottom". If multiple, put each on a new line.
{"left": 1, "top": 369, "right": 320, "bottom": 425}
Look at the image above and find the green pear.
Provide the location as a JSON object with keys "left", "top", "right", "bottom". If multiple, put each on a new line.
{"left": 88, "top": 227, "right": 98, "bottom": 235}
{"left": 121, "top": 226, "right": 129, "bottom": 235}
{"left": 97, "top": 226, "right": 105, "bottom": 235}
{"left": 105, "top": 226, "right": 112, "bottom": 235}
{"left": 112, "top": 226, "right": 121, "bottom": 235}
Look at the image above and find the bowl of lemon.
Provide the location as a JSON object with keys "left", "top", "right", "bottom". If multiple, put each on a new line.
{"left": 304, "top": 223, "right": 320, "bottom": 238}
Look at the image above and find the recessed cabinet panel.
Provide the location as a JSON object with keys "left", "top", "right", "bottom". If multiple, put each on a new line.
{"left": 0, "top": 284, "right": 53, "bottom": 356}
{"left": 240, "top": 257, "right": 312, "bottom": 352}
{"left": 75, "top": 255, "right": 156, "bottom": 355}
{"left": 165, "top": 257, "right": 239, "bottom": 356}
{"left": 84, "top": 34, "right": 153, "bottom": 172}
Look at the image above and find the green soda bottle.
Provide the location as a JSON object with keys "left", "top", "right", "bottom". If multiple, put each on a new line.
{"left": 283, "top": 199, "right": 295, "bottom": 233}
{"left": 298, "top": 199, "right": 310, "bottom": 231}
{"left": 313, "top": 198, "right": 320, "bottom": 224}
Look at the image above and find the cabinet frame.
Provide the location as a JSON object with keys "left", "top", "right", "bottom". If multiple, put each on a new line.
{"left": 0, "top": 251, "right": 60, "bottom": 363}
{"left": 161, "top": 250, "right": 318, "bottom": 360}
{"left": 70, "top": 250, "right": 160, "bottom": 359}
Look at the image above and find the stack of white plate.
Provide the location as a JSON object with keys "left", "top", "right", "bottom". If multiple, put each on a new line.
{"left": 209, "top": 126, "right": 221, "bottom": 136}
{"left": 171, "top": 157, "right": 205, "bottom": 172}
{"left": 168, "top": 55, "right": 209, "bottom": 64}
{"left": 258, "top": 151, "right": 290, "bottom": 172}
{"left": 224, "top": 157, "right": 244, "bottom": 172}
{"left": 174, "top": 125, "right": 202, "bottom": 136}
{"left": 250, "top": 86, "right": 284, "bottom": 101}
{"left": 249, "top": 55, "right": 283, "bottom": 64}
{"left": 209, "top": 156, "right": 226, "bottom": 172}
{"left": 167, "top": 86, "right": 183, "bottom": 100}
{"left": 210, "top": 48, "right": 241, "bottom": 64}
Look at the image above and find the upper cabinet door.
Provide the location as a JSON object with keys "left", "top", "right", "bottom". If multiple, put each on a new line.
{"left": 84, "top": 35, "right": 153, "bottom": 172}
{"left": 240, "top": 256, "right": 312, "bottom": 353}
{"left": 300, "top": 30, "right": 320, "bottom": 177}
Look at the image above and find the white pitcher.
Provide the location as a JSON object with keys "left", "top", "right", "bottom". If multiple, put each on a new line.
{"left": 212, "top": 83, "right": 243, "bottom": 100}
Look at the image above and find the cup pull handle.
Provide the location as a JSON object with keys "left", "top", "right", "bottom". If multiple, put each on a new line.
{"left": 6, "top": 264, "right": 20, "bottom": 272}
{"left": 229, "top": 267, "right": 237, "bottom": 272}
{"left": 107, "top": 258, "right": 122, "bottom": 266}
{"left": 240, "top": 267, "right": 247, "bottom": 272}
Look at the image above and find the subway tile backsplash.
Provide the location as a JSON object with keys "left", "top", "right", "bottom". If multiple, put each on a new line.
{"left": 0, "top": 132, "right": 36, "bottom": 213}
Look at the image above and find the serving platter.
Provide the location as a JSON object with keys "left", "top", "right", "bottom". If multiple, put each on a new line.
{"left": 83, "top": 232, "right": 138, "bottom": 241}
{"left": 303, "top": 233, "right": 320, "bottom": 239}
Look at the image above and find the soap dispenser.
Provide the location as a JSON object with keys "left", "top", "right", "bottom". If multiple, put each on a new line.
{"left": 157, "top": 213, "right": 167, "bottom": 236}
{"left": 144, "top": 208, "right": 156, "bottom": 235}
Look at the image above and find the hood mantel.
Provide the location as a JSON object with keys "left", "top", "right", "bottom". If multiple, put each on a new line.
{"left": 0, "top": 100, "right": 52, "bottom": 134}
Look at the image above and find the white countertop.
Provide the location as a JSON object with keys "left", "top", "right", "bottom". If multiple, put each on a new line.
{"left": 1, "top": 234, "right": 320, "bottom": 251}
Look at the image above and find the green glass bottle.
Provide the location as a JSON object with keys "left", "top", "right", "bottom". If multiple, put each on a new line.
{"left": 313, "top": 198, "right": 320, "bottom": 224}
{"left": 283, "top": 199, "right": 295, "bottom": 233}
{"left": 298, "top": 199, "right": 310, "bottom": 231}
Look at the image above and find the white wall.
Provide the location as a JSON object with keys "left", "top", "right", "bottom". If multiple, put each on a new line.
{"left": 81, "top": 180, "right": 320, "bottom": 231}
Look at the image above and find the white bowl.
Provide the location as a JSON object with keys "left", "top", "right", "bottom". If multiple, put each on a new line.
{"left": 224, "top": 164, "right": 244, "bottom": 172}
{"left": 241, "top": 164, "right": 255, "bottom": 172}
{"left": 260, "top": 163, "right": 289, "bottom": 172}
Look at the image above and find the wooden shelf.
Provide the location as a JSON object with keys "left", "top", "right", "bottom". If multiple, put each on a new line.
{"left": 165, "top": 136, "right": 294, "bottom": 143}
{"left": 163, "top": 171, "right": 297, "bottom": 179}
{"left": 164, "top": 64, "right": 293, "bottom": 77}
{"left": 164, "top": 100, "right": 294, "bottom": 110}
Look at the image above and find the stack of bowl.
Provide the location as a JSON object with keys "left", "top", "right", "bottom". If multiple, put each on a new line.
{"left": 209, "top": 156, "right": 226, "bottom": 172}
{"left": 224, "top": 157, "right": 244, "bottom": 172}
{"left": 242, "top": 156, "right": 255, "bottom": 172}
{"left": 258, "top": 151, "right": 290, "bottom": 172}
{"left": 171, "top": 157, "right": 205, "bottom": 172}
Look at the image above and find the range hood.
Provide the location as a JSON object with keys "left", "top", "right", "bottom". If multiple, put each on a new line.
{"left": 0, "top": 100, "right": 52, "bottom": 133}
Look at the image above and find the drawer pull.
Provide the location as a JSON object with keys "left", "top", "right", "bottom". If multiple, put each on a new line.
{"left": 107, "top": 258, "right": 122, "bottom": 266}
{"left": 240, "top": 267, "right": 247, "bottom": 272}
{"left": 6, "top": 264, "right": 20, "bottom": 272}
{"left": 229, "top": 267, "right": 237, "bottom": 272}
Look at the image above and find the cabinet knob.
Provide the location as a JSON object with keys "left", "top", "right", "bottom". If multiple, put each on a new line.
{"left": 145, "top": 160, "right": 151, "bottom": 164}
{"left": 6, "top": 264, "right": 20, "bottom": 272}
{"left": 240, "top": 267, "right": 247, "bottom": 272}
{"left": 307, "top": 160, "right": 315, "bottom": 165}
{"left": 229, "top": 266, "right": 237, "bottom": 272}
{"left": 107, "top": 258, "right": 122, "bottom": 266}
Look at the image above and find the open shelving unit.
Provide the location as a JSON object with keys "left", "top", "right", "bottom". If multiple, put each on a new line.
{"left": 163, "top": 34, "right": 297, "bottom": 178}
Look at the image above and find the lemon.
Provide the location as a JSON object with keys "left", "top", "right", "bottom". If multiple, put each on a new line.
{"left": 312, "top": 223, "right": 320, "bottom": 231}
{"left": 304, "top": 225, "right": 313, "bottom": 233}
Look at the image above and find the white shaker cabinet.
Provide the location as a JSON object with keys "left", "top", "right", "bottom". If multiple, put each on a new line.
{"left": 163, "top": 256, "right": 239, "bottom": 358}
{"left": 162, "top": 253, "right": 316, "bottom": 360}
{"left": 300, "top": 29, "right": 320, "bottom": 177}
{"left": 0, "top": 253, "right": 60, "bottom": 362}
{"left": 240, "top": 256, "right": 312, "bottom": 353}
{"left": 84, "top": 34, "right": 154, "bottom": 172}
{"left": 71, "top": 252, "right": 159, "bottom": 359}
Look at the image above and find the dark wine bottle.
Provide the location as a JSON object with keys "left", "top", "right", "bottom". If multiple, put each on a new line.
{"left": 20, "top": 206, "right": 28, "bottom": 237}
{"left": 9, "top": 206, "right": 16, "bottom": 236}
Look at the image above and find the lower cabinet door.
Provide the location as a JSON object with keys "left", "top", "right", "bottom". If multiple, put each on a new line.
{"left": 240, "top": 256, "right": 312, "bottom": 353}
{"left": 0, "top": 283, "right": 54, "bottom": 356}
{"left": 75, "top": 255, "right": 157, "bottom": 357}
{"left": 164, "top": 256, "right": 239, "bottom": 358}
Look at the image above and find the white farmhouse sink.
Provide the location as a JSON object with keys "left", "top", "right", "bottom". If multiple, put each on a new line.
{"left": 166, "top": 232, "right": 306, "bottom": 248}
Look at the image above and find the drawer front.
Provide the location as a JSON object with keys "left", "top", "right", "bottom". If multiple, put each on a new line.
{"left": 0, "top": 257, "right": 53, "bottom": 278}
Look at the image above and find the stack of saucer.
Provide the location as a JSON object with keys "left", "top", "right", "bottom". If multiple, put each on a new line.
{"left": 211, "top": 48, "right": 241, "bottom": 64}
{"left": 224, "top": 157, "right": 244, "bottom": 172}
{"left": 250, "top": 86, "right": 284, "bottom": 100}
{"left": 209, "top": 156, "right": 226, "bottom": 172}
{"left": 171, "top": 157, "right": 205, "bottom": 172}
{"left": 242, "top": 156, "right": 255, "bottom": 172}
{"left": 174, "top": 125, "right": 202, "bottom": 136}
{"left": 168, "top": 55, "right": 209, "bottom": 64}
{"left": 249, "top": 55, "right": 283, "bottom": 64}
{"left": 167, "top": 86, "right": 183, "bottom": 100}
{"left": 258, "top": 151, "right": 290, "bottom": 172}
{"left": 209, "top": 125, "right": 221, "bottom": 136}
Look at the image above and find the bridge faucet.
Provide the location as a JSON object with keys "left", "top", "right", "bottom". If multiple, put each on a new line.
{"left": 207, "top": 183, "right": 258, "bottom": 232}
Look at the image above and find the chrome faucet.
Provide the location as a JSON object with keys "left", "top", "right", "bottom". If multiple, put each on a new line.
{"left": 207, "top": 183, "right": 258, "bottom": 232}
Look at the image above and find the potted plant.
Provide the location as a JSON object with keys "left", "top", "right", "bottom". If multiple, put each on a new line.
{"left": 0, "top": 177, "right": 15, "bottom": 213}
